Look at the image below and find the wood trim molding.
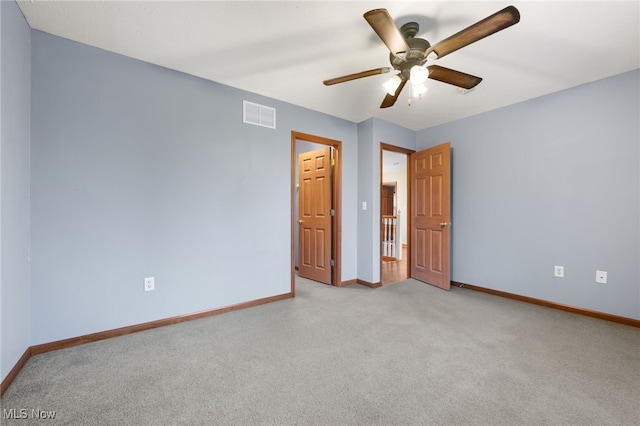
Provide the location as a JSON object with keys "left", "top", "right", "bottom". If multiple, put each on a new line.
{"left": 0, "top": 347, "right": 31, "bottom": 397}
{"left": 379, "top": 143, "right": 415, "bottom": 286}
{"left": 1, "top": 292, "right": 293, "bottom": 397}
{"left": 453, "top": 281, "right": 640, "bottom": 328}
{"left": 357, "top": 279, "right": 382, "bottom": 289}
{"left": 380, "top": 143, "right": 415, "bottom": 155}
{"left": 291, "top": 131, "right": 343, "bottom": 291}
{"left": 339, "top": 279, "right": 358, "bottom": 287}
{"left": 31, "top": 292, "right": 293, "bottom": 355}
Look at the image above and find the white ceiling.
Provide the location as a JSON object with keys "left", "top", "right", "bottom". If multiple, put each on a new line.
{"left": 17, "top": 1, "right": 640, "bottom": 131}
{"left": 383, "top": 150, "right": 408, "bottom": 173}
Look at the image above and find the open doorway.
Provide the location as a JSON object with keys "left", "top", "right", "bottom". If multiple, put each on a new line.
{"left": 380, "top": 143, "right": 414, "bottom": 285}
{"left": 291, "top": 131, "right": 342, "bottom": 295}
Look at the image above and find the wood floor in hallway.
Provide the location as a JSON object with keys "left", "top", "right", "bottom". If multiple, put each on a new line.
{"left": 381, "top": 245, "right": 407, "bottom": 285}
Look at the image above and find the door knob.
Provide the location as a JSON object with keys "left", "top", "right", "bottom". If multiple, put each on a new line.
{"left": 440, "top": 222, "right": 451, "bottom": 228}
{"left": 298, "top": 219, "right": 304, "bottom": 224}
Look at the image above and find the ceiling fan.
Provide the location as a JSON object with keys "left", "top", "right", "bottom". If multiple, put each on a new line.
{"left": 323, "top": 6, "right": 520, "bottom": 108}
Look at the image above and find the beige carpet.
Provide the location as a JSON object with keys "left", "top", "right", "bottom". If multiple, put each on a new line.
{"left": 2, "top": 277, "right": 639, "bottom": 425}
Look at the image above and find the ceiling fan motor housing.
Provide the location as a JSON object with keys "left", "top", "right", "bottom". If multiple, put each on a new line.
{"left": 399, "top": 21, "right": 420, "bottom": 39}
{"left": 390, "top": 35, "right": 431, "bottom": 79}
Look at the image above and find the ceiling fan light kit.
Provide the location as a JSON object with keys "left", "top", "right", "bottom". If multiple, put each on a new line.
{"left": 409, "top": 65, "right": 429, "bottom": 85}
{"left": 411, "top": 83, "right": 428, "bottom": 99}
{"left": 383, "top": 74, "right": 403, "bottom": 96}
{"left": 323, "top": 5, "right": 520, "bottom": 108}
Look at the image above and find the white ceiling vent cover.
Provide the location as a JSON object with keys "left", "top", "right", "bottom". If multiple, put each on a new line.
{"left": 243, "top": 101, "right": 276, "bottom": 129}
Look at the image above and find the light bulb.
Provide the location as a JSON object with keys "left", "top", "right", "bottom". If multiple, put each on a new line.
{"left": 409, "top": 65, "right": 429, "bottom": 85}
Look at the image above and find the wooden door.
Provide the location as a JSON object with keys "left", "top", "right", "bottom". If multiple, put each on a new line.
{"left": 381, "top": 184, "right": 395, "bottom": 216}
{"left": 410, "top": 142, "right": 451, "bottom": 290}
{"left": 298, "top": 147, "right": 332, "bottom": 284}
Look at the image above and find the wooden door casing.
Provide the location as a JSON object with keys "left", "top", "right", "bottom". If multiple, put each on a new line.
{"left": 380, "top": 143, "right": 414, "bottom": 286}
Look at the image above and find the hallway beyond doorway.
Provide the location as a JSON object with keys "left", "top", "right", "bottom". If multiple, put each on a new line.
{"left": 381, "top": 245, "right": 407, "bottom": 285}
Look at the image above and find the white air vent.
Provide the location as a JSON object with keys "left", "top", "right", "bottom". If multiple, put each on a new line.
{"left": 243, "top": 101, "right": 276, "bottom": 129}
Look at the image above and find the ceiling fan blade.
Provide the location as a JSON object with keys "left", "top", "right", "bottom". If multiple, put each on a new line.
{"left": 380, "top": 79, "right": 407, "bottom": 108}
{"left": 364, "top": 9, "right": 410, "bottom": 56}
{"left": 427, "top": 65, "right": 482, "bottom": 89}
{"left": 323, "top": 67, "right": 391, "bottom": 86}
{"left": 426, "top": 6, "right": 520, "bottom": 60}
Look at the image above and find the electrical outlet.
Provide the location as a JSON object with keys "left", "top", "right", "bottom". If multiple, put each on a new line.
{"left": 554, "top": 265, "right": 564, "bottom": 278}
{"left": 144, "top": 277, "right": 155, "bottom": 291}
{"left": 595, "top": 270, "right": 607, "bottom": 284}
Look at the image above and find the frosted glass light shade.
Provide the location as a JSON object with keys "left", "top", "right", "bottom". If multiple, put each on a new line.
{"left": 383, "top": 75, "right": 402, "bottom": 95}
{"left": 411, "top": 83, "right": 428, "bottom": 98}
{"left": 409, "top": 65, "right": 429, "bottom": 85}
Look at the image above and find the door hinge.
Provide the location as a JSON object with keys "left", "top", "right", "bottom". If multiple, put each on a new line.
{"left": 330, "top": 259, "right": 335, "bottom": 267}
{"left": 331, "top": 158, "right": 335, "bottom": 166}
{"left": 330, "top": 208, "right": 335, "bottom": 216}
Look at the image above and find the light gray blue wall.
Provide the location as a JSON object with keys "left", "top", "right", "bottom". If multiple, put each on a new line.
{"left": 357, "top": 119, "right": 375, "bottom": 283}
{"left": 1, "top": 0, "right": 31, "bottom": 382}
{"left": 30, "top": 31, "right": 358, "bottom": 345}
{"left": 417, "top": 69, "right": 640, "bottom": 319}
{"left": 357, "top": 118, "right": 415, "bottom": 284}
